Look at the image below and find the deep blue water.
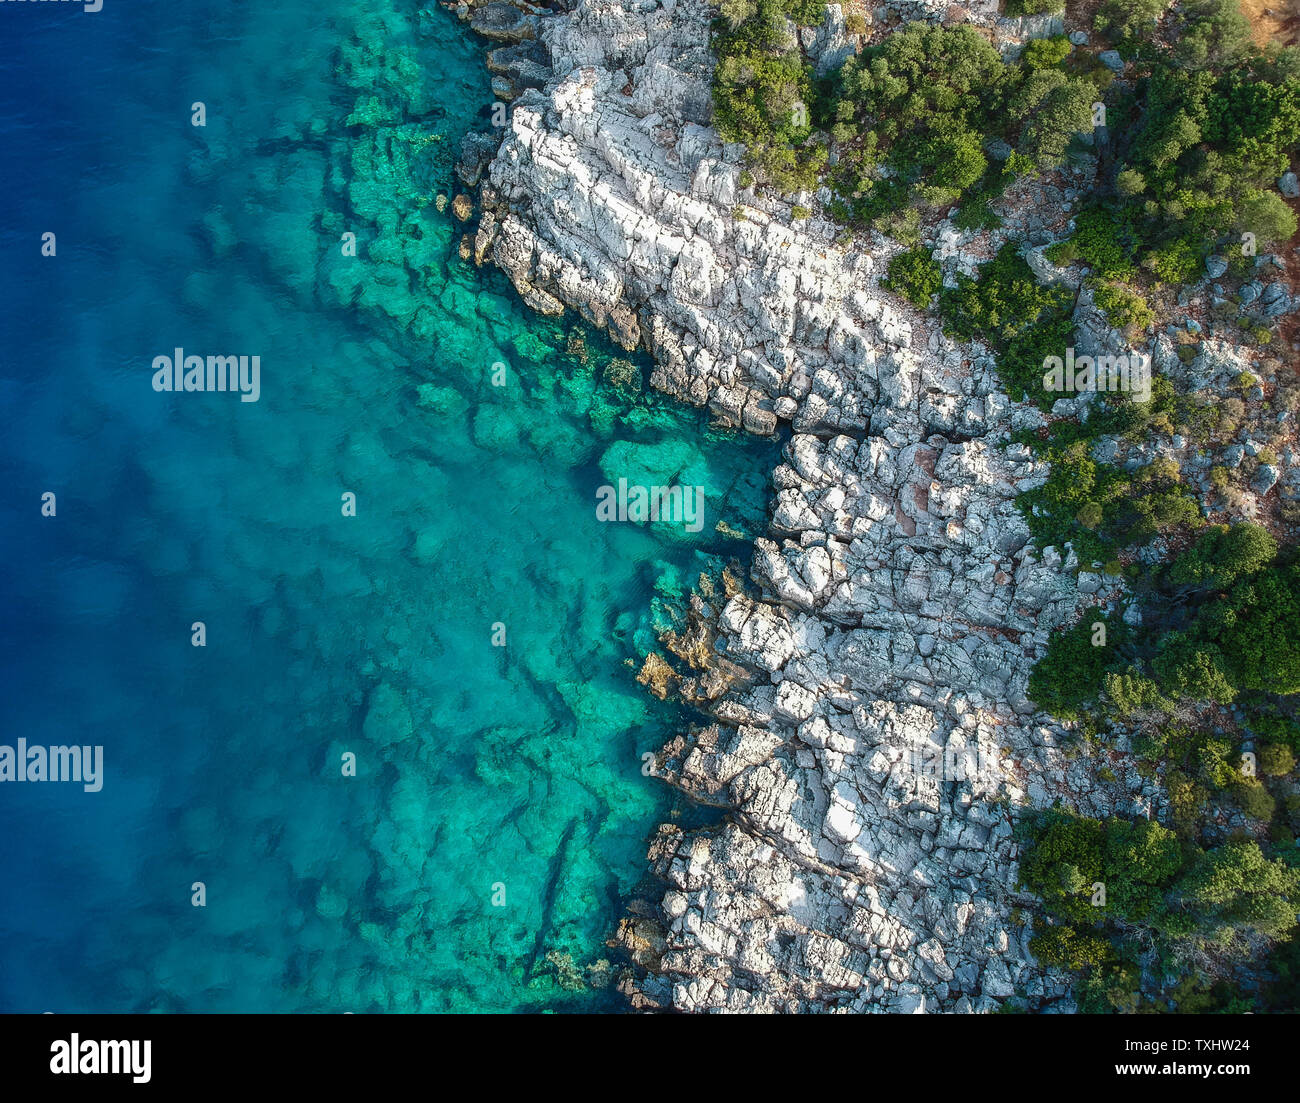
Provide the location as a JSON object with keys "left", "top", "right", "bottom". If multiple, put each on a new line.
{"left": 0, "top": 0, "right": 775, "bottom": 1011}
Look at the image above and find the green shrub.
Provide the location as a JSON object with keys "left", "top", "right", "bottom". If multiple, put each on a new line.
{"left": 1046, "top": 62, "right": 1300, "bottom": 295}
{"left": 1247, "top": 710, "right": 1300, "bottom": 753}
{"left": 1077, "top": 501, "right": 1105, "bottom": 529}
{"left": 1030, "top": 924, "right": 1114, "bottom": 969}
{"left": 882, "top": 246, "right": 943, "bottom": 307}
{"left": 1103, "top": 669, "right": 1167, "bottom": 717}
{"left": 1167, "top": 770, "right": 1210, "bottom": 835}
{"left": 1005, "top": 0, "right": 1064, "bottom": 14}
{"left": 1143, "top": 237, "right": 1202, "bottom": 284}
{"left": 824, "top": 23, "right": 1089, "bottom": 219}
{"left": 711, "top": 0, "right": 824, "bottom": 193}
{"left": 1022, "top": 36, "right": 1072, "bottom": 71}
{"left": 1091, "top": 281, "right": 1155, "bottom": 333}
{"left": 1148, "top": 564, "right": 1300, "bottom": 706}
{"left": 1094, "top": 0, "right": 1169, "bottom": 40}
{"left": 1235, "top": 191, "right": 1298, "bottom": 249}
{"left": 1020, "top": 811, "right": 1182, "bottom": 925}
{"left": 1077, "top": 960, "right": 1144, "bottom": 1013}
{"left": 1011, "top": 69, "right": 1099, "bottom": 170}
{"left": 1115, "top": 168, "right": 1147, "bottom": 197}
{"left": 939, "top": 242, "right": 1074, "bottom": 403}
{"left": 954, "top": 186, "right": 1006, "bottom": 231}
{"left": 1118, "top": 459, "right": 1203, "bottom": 545}
{"left": 1231, "top": 777, "right": 1277, "bottom": 822}
{"left": 1069, "top": 207, "right": 1139, "bottom": 280}
{"left": 783, "top": 0, "right": 826, "bottom": 23}
{"left": 1175, "top": 841, "right": 1300, "bottom": 942}
{"left": 1260, "top": 743, "right": 1296, "bottom": 777}
{"left": 829, "top": 25, "right": 1008, "bottom": 217}
{"left": 1195, "top": 734, "right": 1238, "bottom": 790}
{"left": 1214, "top": 565, "right": 1300, "bottom": 695}
{"left": 1167, "top": 523, "right": 1278, "bottom": 590}
{"left": 1044, "top": 240, "right": 1078, "bottom": 266}
{"left": 1152, "top": 633, "right": 1236, "bottom": 703}
{"left": 1029, "top": 611, "right": 1126, "bottom": 718}
{"left": 1176, "top": 0, "right": 1253, "bottom": 70}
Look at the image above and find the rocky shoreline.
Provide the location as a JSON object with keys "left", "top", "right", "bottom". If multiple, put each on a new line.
{"left": 451, "top": 0, "right": 1164, "bottom": 1011}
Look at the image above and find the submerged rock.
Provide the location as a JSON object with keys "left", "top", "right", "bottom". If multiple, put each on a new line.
{"left": 470, "top": 2, "right": 539, "bottom": 42}
{"left": 363, "top": 682, "right": 415, "bottom": 747}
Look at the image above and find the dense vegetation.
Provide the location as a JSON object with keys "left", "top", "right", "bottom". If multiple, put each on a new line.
{"left": 1021, "top": 531, "right": 1300, "bottom": 1009}
{"left": 1014, "top": 402, "right": 1209, "bottom": 561}
{"left": 712, "top": 12, "right": 1101, "bottom": 232}
{"left": 712, "top": 0, "right": 1300, "bottom": 268}
{"left": 881, "top": 246, "right": 943, "bottom": 306}
{"left": 821, "top": 25, "right": 1097, "bottom": 232}
{"left": 1051, "top": 57, "right": 1300, "bottom": 285}
{"left": 712, "top": 0, "right": 829, "bottom": 193}
{"left": 1028, "top": 524, "right": 1298, "bottom": 719}
{"left": 938, "top": 242, "right": 1075, "bottom": 404}
{"left": 1019, "top": 809, "right": 1300, "bottom": 1010}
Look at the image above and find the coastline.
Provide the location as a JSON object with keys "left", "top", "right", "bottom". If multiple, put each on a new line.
{"left": 451, "top": 0, "right": 1138, "bottom": 1011}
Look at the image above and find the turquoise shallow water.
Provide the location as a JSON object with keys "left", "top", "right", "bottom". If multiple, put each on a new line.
{"left": 0, "top": 1, "right": 776, "bottom": 1010}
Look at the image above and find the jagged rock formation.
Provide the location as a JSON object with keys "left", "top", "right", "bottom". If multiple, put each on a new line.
{"left": 458, "top": 0, "right": 1135, "bottom": 1011}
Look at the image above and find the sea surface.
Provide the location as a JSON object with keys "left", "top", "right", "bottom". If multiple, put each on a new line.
{"left": 0, "top": 0, "right": 776, "bottom": 1011}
